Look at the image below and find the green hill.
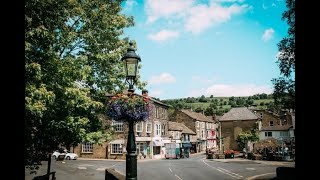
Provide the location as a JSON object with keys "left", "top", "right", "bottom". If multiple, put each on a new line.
{"left": 161, "top": 93, "right": 274, "bottom": 116}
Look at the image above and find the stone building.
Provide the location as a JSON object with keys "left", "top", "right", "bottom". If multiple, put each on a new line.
{"left": 219, "top": 107, "right": 260, "bottom": 151}
{"left": 71, "top": 90, "right": 170, "bottom": 160}
{"left": 169, "top": 109, "right": 217, "bottom": 153}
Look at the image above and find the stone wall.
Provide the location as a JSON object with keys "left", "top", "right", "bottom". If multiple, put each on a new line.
{"left": 221, "top": 120, "right": 257, "bottom": 151}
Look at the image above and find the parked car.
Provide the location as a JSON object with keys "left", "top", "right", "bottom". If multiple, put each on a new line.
{"left": 52, "top": 150, "right": 65, "bottom": 159}
{"left": 65, "top": 150, "right": 78, "bottom": 160}
{"left": 52, "top": 150, "right": 78, "bottom": 160}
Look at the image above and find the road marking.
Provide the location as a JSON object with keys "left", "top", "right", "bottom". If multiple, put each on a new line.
{"left": 202, "top": 159, "right": 242, "bottom": 179}
{"left": 78, "top": 167, "right": 87, "bottom": 169}
{"left": 79, "top": 164, "right": 94, "bottom": 167}
{"left": 246, "top": 172, "right": 276, "bottom": 180}
{"left": 175, "top": 174, "right": 182, "bottom": 180}
{"left": 96, "top": 168, "right": 106, "bottom": 171}
{"left": 246, "top": 168, "right": 256, "bottom": 171}
{"left": 217, "top": 167, "right": 243, "bottom": 178}
{"left": 169, "top": 168, "right": 173, "bottom": 172}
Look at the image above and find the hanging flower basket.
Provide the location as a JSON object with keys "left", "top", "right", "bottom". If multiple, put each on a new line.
{"left": 106, "top": 93, "right": 154, "bottom": 121}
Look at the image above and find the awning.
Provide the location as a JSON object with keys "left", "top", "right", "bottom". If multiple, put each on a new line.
{"left": 153, "top": 139, "right": 164, "bottom": 146}
{"left": 182, "top": 143, "right": 192, "bottom": 148}
{"left": 109, "top": 139, "right": 124, "bottom": 144}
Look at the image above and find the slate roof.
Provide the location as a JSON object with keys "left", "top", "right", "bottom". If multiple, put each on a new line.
{"left": 168, "top": 121, "right": 196, "bottom": 135}
{"left": 219, "top": 107, "right": 259, "bottom": 121}
{"left": 181, "top": 109, "right": 213, "bottom": 122}
{"left": 260, "top": 125, "right": 293, "bottom": 131}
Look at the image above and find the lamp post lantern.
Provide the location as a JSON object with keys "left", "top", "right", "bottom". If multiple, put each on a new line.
{"left": 121, "top": 41, "right": 141, "bottom": 180}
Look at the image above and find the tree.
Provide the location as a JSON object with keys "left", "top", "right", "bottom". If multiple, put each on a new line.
{"left": 25, "top": 0, "right": 140, "bottom": 167}
{"left": 272, "top": 0, "right": 295, "bottom": 111}
{"left": 204, "top": 107, "right": 214, "bottom": 116}
{"left": 199, "top": 95, "right": 207, "bottom": 102}
{"left": 236, "top": 128, "right": 259, "bottom": 150}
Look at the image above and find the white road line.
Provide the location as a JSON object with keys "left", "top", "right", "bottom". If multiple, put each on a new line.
{"left": 78, "top": 167, "right": 87, "bottom": 169}
{"left": 246, "top": 172, "right": 276, "bottom": 180}
{"left": 202, "top": 159, "right": 242, "bottom": 179}
{"left": 217, "top": 167, "right": 243, "bottom": 178}
{"left": 175, "top": 174, "right": 182, "bottom": 180}
{"left": 169, "top": 168, "right": 173, "bottom": 172}
{"left": 96, "top": 168, "right": 106, "bottom": 171}
{"left": 79, "top": 164, "right": 94, "bottom": 166}
{"left": 246, "top": 168, "right": 256, "bottom": 171}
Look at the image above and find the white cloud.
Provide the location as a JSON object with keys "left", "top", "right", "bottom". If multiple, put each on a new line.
{"left": 145, "top": 0, "right": 248, "bottom": 35}
{"left": 148, "top": 73, "right": 176, "bottom": 85}
{"left": 149, "top": 89, "right": 163, "bottom": 97}
{"left": 148, "top": 30, "right": 180, "bottom": 42}
{"left": 211, "top": 0, "right": 244, "bottom": 2}
{"left": 188, "top": 84, "right": 273, "bottom": 97}
{"left": 191, "top": 75, "right": 218, "bottom": 84}
{"left": 185, "top": 4, "right": 247, "bottom": 34}
{"left": 123, "top": 0, "right": 138, "bottom": 12}
{"left": 262, "top": 28, "right": 274, "bottom": 42}
{"left": 262, "top": 3, "right": 268, "bottom": 9}
{"left": 145, "top": 0, "right": 194, "bottom": 23}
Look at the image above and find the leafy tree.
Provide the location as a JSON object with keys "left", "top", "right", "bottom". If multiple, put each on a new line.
{"left": 246, "top": 99, "right": 254, "bottom": 106}
{"left": 272, "top": 0, "right": 295, "bottom": 111}
{"left": 210, "top": 95, "right": 214, "bottom": 98}
{"left": 194, "top": 107, "right": 203, "bottom": 113}
{"left": 204, "top": 107, "right": 214, "bottom": 116}
{"left": 25, "top": 0, "right": 140, "bottom": 167}
{"left": 236, "top": 128, "right": 259, "bottom": 150}
{"left": 199, "top": 95, "right": 207, "bottom": 102}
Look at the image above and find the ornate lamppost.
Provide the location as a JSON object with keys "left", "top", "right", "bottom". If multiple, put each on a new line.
{"left": 121, "top": 41, "right": 141, "bottom": 180}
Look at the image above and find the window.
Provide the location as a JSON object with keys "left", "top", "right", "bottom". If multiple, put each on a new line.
{"left": 280, "top": 131, "right": 289, "bottom": 137}
{"left": 156, "top": 124, "right": 161, "bottom": 135}
{"left": 269, "top": 121, "right": 274, "bottom": 126}
{"left": 112, "top": 121, "right": 123, "bottom": 132}
{"left": 146, "top": 123, "right": 152, "bottom": 133}
{"left": 197, "top": 130, "right": 200, "bottom": 138}
{"left": 201, "top": 122, "right": 205, "bottom": 128}
{"left": 162, "top": 124, "right": 166, "bottom": 136}
{"left": 111, "top": 144, "right": 123, "bottom": 154}
{"left": 201, "top": 130, "right": 204, "bottom": 138}
{"left": 207, "top": 130, "right": 210, "bottom": 138}
{"left": 136, "top": 143, "right": 145, "bottom": 155}
{"left": 196, "top": 121, "right": 199, "bottom": 127}
{"left": 82, "top": 142, "right": 93, "bottom": 153}
{"left": 176, "top": 131, "right": 180, "bottom": 139}
{"left": 265, "top": 132, "right": 272, "bottom": 137}
{"left": 136, "top": 122, "right": 143, "bottom": 132}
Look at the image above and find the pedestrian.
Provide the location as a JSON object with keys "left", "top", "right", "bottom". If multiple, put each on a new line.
{"left": 243, "top": 148, "right": 247, "bottom": 158}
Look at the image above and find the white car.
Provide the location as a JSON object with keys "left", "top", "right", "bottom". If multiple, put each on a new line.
{"left": 65, "top": 150, "right": 78, "bottom": 160}
{"left": 52, "top": 150, "right": 78, "bottom": 160}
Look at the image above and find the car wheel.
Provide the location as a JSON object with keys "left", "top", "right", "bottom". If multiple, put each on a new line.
{"left": 66, "top": 156, "right": 71, "bottom": 160}
{"left": 52, "top": 155, "right": 56, "bottom": 159}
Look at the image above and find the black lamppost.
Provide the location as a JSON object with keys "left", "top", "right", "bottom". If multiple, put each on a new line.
{"left": 121, "top": 41, "right": 141, "bottom": 180}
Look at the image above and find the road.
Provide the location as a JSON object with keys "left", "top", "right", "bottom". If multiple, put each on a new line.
{"left": 25, "top": 153, "right": 294, "bottom": 180}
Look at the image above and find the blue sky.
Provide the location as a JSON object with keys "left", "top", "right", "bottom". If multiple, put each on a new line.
{"left": 121, "top": 0, "right": 289, "bottom": 100}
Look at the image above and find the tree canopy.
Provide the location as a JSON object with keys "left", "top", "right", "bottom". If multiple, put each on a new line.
{"left": 25, "top": 0, "right": 144, "bottom": 166}
{"left": 272, "top": 0, "right": 295, "bottom": 111}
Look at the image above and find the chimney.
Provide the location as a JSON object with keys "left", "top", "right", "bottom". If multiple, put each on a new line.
{"left": 142, "top": 89, "right": 149, "bottom": 97}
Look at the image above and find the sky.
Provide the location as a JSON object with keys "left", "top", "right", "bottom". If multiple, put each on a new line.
{"left": 120, "top": 0, "right": 289, "bottom": 100}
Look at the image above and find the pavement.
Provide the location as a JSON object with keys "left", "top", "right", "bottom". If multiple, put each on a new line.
{"left": 209, "top": 157, "right": 295, "bottom": 167}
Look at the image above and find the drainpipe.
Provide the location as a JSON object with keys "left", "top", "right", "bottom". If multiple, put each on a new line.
{"left": 219, "top": 121, "right": 222, "bottom": 152}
